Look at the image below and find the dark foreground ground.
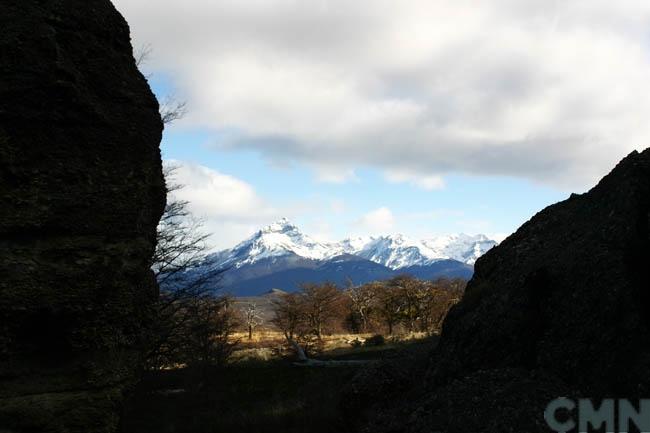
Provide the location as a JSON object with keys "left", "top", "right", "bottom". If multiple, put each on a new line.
{"left": 120, "top": 338, "right": 434, "bottom": 433}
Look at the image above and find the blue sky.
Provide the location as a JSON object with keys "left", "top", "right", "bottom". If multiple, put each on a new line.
{"left": 153, "top": 75, "right": 567, "bottom": 248}
{"left": 115, "top": 1, "right": 650, "bottom": 250}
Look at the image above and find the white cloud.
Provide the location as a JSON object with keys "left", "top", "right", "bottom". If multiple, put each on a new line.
{"left": 329, "top": 199, "right": 346, "bottom": 214}
{"left": 356, "top": 207, "right": 395, "bottom": 233}
{"left": 405, "top": 209, "right": 466, "bottom": 221}
{"left": 311, "top": 164, "right": 358, "bottom": 184}
{"left": 165, "top": 160, "right": 279, "bottom": 249}
{"left": 384, "top": 170, "right": 446, "bottom": 190}
{"left": 116, "top": 0, "right": 650, "bottom": 190}
{"left": 489, "top": 232, "right": 511, "bottom": 243}
{"left": 166, "top": 160, "right": 274, "bottom": 220}
{"left": 304, "top": 218, "right": 335, "bottom": 243}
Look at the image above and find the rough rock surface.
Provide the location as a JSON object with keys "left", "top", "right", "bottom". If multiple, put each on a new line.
{"left": 358, "top": 368, "right": 572, "bottom": 433}
{"left": 432, "top": 148, "right": 650, "bottom": 396}
{"left": 350, "top": 149, "right": 650, "bottom": 432}
{"left": 0, "top": 1, "right": 165, "bottom": 432}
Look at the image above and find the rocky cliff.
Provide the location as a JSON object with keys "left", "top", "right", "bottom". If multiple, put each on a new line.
{"left": 433, "top": 148, "right": 650, "bottom": 395}
{"left": 0, "top": 1, "right": 165, "bottom": 431}
{"left": 349, "top": 149, "right": 650, "bottom": 432}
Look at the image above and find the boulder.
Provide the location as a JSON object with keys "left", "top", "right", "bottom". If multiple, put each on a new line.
{"left": 0, "top": 0, "right": 165, "bottom": 431}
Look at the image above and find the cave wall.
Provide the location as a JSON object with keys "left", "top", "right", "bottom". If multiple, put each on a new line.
{"left": 0, "top": 0, "right": 165, "bottom": 431}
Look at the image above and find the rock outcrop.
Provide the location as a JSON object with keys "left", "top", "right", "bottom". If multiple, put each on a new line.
{"left": 349, "top": 149, "right": 650, "bottom": 432}
{"left": 0, "top": 1, "right": 165, "bottom": 432}
{"left": 432, "top": 148, "right": 650, "bottom": 396}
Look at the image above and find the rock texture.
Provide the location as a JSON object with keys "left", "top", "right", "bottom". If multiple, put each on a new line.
{"left": 432, "top": 148, "right": 650, "bottom": 396}
{"left": 0, "top": 1, "right": 165, "bottom": 432}
{"left": 350, "top": 149, "right": 650, "bottom": 432}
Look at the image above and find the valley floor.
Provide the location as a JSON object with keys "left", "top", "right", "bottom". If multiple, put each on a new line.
{"left": 119, "top": 335, "right": 434, "bottom": 433}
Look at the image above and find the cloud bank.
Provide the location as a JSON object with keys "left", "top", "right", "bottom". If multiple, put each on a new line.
{"left": 165, "top": 161, "right": 278, "bottom": 249}
{"left": 356, "top": 207, "right": 395, "bottom": 233}
{"left": 117, "top": 0, "right": 650, "bottom": 190}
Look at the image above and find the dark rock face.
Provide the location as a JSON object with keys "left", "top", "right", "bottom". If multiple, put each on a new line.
{"left": 350, "top": 149, "right": 650, "bottom": 432}
{"left": 0, "top": 1, "right": 165, "bottom": 431}
{"left": 360, "top": 368, "right": 571, "bottom": 433}
{"left": 433, "top": 148, "right": 650, "bottom": 396}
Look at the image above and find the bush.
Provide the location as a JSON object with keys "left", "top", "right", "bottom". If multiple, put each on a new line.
{"left": 364, "top": 334, "right": 385, "bottom": 347}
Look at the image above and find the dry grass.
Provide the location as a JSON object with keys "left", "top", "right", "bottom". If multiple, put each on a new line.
{"left": 230, "top": 330, "right": 433, "bottom": 362}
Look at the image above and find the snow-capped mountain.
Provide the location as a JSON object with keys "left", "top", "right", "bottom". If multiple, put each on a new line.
{"left": 209, "top": 218, "right": 334, "bottom": 269}
{"left": 422, "top": 234, "right": 497, "bottom": 265}
{"left": 351, "top": 234, "right": 434, "bottom": 269}
{"left": 208, "top": 218, "right": 497, "bottom": 271}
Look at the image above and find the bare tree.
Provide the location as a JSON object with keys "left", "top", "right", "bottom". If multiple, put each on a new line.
{"left": 159, "top": 96, "right": 188, "bottom": 126}
{"left": 271, "top": 289, "right": 373, "bottom": 367}
{"left": 270, "top": 293, "right": 304, "bottom": 343}
{"left": 424, "top": 278, "right": 463, "bottom": 333}
{"left": 146, "top": 167, "right": 234, "bottom": 369}
{"left": 346, "top": 282, "right": 377, "bottom": 333}
{"left": 132, "top": 53, "right": 237, "bottom": 369}
{"left": 375, "top": 281, "right": 404, "bottom": 335}
{"left": 300, "top": 282, "right": 344, "bottom": 340}
{"left": 243, "top": 303, "right": 263, "bottom": 340}
{"left": 181, "top": 296, "right": 240, "bottom": 368}
{"left": 389, "top": 275, "right": 423, "bottom": 333}
{"left": 152, "top": 167, "right": 212, "bottom": 288}
{"left": 133, "top": 44, "right": 187, "bottom": 127}
{"left": 134, "top": 43, "right": 153, "bottom": 68}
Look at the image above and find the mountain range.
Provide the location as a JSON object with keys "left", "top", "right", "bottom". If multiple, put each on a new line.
{"left": 192, "top": 218, "right": 498, "bottom": 296}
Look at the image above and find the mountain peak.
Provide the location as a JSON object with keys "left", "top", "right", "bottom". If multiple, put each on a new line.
{"left": 213, "top": 218, "right": 334, "bottom": 268}
{"left": 260, "top": 217, "right": 297, "bottom": 234}
{"left": 211, "top": 221, "right": 498, "bottom": 271}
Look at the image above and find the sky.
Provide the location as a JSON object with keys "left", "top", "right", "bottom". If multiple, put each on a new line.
{"left": 112, "top": 0, "right": 650, "bottom": 250}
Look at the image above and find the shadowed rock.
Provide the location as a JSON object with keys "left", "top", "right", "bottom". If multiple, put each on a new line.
{"left": 348, "top": 149, "right": 650, "bottom": 432}
{"left": 432, "top": 148, "right": 650, "bottom": 396}
{"left": 0, "top": 1, "right": 165, "bottom": 431}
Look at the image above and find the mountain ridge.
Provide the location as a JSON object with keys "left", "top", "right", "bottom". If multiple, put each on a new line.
{"left": 208, "top": 218, "right": 498, "bottom": 270}
{"left": 187, "top": 219, "right": 497, "bottom": 296}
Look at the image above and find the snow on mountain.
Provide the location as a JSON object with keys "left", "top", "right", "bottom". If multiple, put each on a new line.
{"left": 337, "top": 236, "right": 372, "bottom": 254}
{"left": 422, "top": 233, "right": 496, "bottom": 265}
{"left": 208, "top": 218, "right": 336, "bottom": 268}
{"left": 353, "top": 234, "right": 433, "bottom": 269}
{"left": 208, "top": 218, "right": 497, "bottom": 270}
{"left": 351, "top": 233, "right": 497, "bottom": 268}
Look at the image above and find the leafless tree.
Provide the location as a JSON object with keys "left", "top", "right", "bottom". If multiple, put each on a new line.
{"left": 270, "top": 293, "right": 305, "bottom": 343}
{"left": 375, "top": 281, "right": 404, "bottom": 335}
{"left": 424, "top": 278, "right": 463, "bottom": 333}
{"left": 159, "top": 96, "right": 188, "bottom": 126}
{"left": 300, "top": 282, "right": 345, "bottom": 340}
{"left": 134, "top": 43, "right": 153, "bottom": 68}
{"left": 181, "top": 296, "right": 240, "bottom": 368}
{"left": 389, "top": 275, "right": 423, "bottom": 333}
{"left": 133, "top": 44, "right": 187, "bottom": 127}
{"left": 133, "top": 48, "right": 236, "bottom": 369}
{"left": 346, "top": 282, "right": 377, "bottom": 333}
{"left": 146, "top": 167, "right": 235, "bottom": 369}
{"left": 152, "top": 167, "right": 212, "bottom": 287}
{"left": 270, "top": 287, "right": 372, "bottom": 366}
{"left": 243, "top": 303, "right": 263, "bottom": 340}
